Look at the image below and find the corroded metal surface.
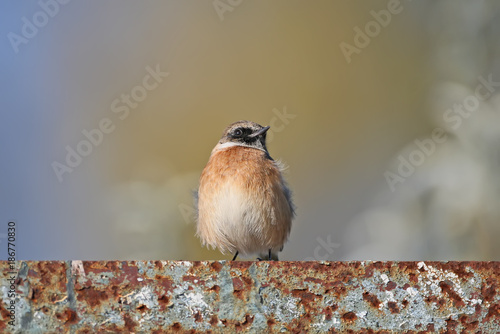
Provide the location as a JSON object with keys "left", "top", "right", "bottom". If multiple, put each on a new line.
{"left": 1, "top": 261, "right": 499, "bottom": 333}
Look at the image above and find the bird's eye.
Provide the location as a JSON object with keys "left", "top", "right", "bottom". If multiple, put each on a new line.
{"left": 233, "top": 129, "right": 243, "bottom": 137}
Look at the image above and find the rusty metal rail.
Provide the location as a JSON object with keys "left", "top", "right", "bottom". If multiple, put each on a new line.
{"left": 1, "top": 261, "right": 499, "bottom": 333}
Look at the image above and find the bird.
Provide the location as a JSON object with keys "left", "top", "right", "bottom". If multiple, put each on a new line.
{"left": 196, "top": 120, "right": 295, "bottom": 260}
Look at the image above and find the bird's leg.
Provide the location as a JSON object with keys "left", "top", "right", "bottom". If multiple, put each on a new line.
{"left": 256, "top": 250, "right": 275, "bottom": 261}
{"left": 232, "top": 251, "right": 239, "bottom": 261}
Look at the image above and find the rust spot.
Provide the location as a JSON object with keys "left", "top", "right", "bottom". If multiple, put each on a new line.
{"left": 371, "top": 261, "right": 390, "bottom": 270}
{"left": 242, "top": 276, "right": 253, "bottom": 286}
{"left": 363, "top": 267, "right": 374, "bottom": 278}
{"left": 105, "top": 261, "right": 118, "bottom": 271}
{"left": 229, "top": 261, "right": 252, "bottom": 272}
{"left": 440, "top": 262, "right": 474, "bottom": 279}
{"left": 123, "top": 313, "right": 138, "bottom": 331}
{"left": 191, "top": 261, "right": 204, "bottom": 269}
{"left": 304, "top": 277, "right": 323, "bottom": 284}
{"left": 362, "top": 292, "right": 381, "bottom": 309}
{"left": 459, "top": 315, "right": 479, "bottom": 331}
{"left": 55, "top": 308, "right": 78, "bottom": 325}
{"left": 217, "top": 315, "right": 259, "bottom": 330}
{"left": 386, "top": 281, "right": 397, "bottom": 291}
{"left": 233, "top": 289, "right": 244, "bottom": 300}
{"left": 77, "top": 287, "right": 108, "bottom": 308}
{"left": 474, "top": 303, "right": 482, "bottom": 316}
{"left": 235, "top": 314, "right": 254, "bottom": 331}
{"left": 439, "top": 281, "right": 465, "bottom": 308}
{"left": 210, "top": 262, "right": 223, "bottom": 272}
{"left": 425, "top": 295, "right": 445, "bottom": 310}
{"left": 485, "top": 303, "right": 500, "bottom": 321}
{"left": 209, "top": 285, "right": 220, "bottom": 293}
{"left": 88, "top": 261, "right": 118, "bottom": 272}
{"left": 408, "top": 273, "right": 418, "bottom": 284}
{"left": 171, "top": 322, "right": 182, "bottom": 331}
{"left": 342, "top": 311, "right": 357, "bottom": 323}
{"left": 291, "top": 289, "right": 319, "bottom": 304}
{"left": 398, "top": 261, "right": 418, "bottom": 271}
{"left": 158, "top": 294, "right": 171, "bottom": 307}
{"left": 117, "top": 262, "right": 140, "bottom": 286}
{"left": 325, "top": 284, "right": 348, "bottom": 299}
{"left": 481, "top": 278, "right": 497, "bottom": 302}
{"left": 36, "top": 262, "right": 67, "bottom": 290}
{"left": 194, "top": 311, "right": 202, "bottom": 322}
{"left": 232, "top": 277, "right": 244, "bottom": 291}
{"left": 183, "top": 275, "right": 202, "bottom": 285}
{"left": 209, "top": 315, "right": 219, "bottom": 326}
{"left": 323, "top": 306, "right": 333, "bottom": 322}
{"left": 0, "top": 304, "right": 11, "bottom": 321}
{"left": 157, "top": 277, "right": 174, "bottom": 293}
{"left": 338, "top": 270, "right": 354, "bottom": 282}
{"left": 445, "top": 317, "right": 459, "bottom": 331}
{"left": 387, "top": 301, "right": 400, "bottom": 314}
{"left": 136, "top": 304, "right": 148, "bottom": 312}
{"left": 28, "top": 269, "right": 39, "bottom": 277}
{"left": 267, "top": 318, "right": 275, "bottom": 327}
{"left": 242, "top": 314, "right": 254, "bottom": 326}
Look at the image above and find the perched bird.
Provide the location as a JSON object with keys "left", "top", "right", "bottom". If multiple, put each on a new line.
{"left": 196, "top": 120, "right": 294, "bottom": 260}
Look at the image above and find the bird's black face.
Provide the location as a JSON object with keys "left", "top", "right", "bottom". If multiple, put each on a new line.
{"left": 219, "top": 121, "right": 270, "bottom": 152}
{"left": 229, "top": 126, "right": 253, "bottom": 140}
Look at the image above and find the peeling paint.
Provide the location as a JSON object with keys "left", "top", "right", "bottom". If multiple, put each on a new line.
{"left": 0, "top": 261, "right": 498, "bottom": 333}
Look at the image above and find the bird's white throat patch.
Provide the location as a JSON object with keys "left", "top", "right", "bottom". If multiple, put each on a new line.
{"left": 214, "top": 141, "right": 266, "bottom": 153}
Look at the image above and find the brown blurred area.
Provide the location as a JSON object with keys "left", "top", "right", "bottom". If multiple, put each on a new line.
{"left": 4, "top": 1, "right": 499, "bottom": 260}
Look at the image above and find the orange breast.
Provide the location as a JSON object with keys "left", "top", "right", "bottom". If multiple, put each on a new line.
{"left": 196, "top": 146, "right": 293, "bottom": 255}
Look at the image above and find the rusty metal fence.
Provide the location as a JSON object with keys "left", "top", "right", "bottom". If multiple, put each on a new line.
{"left": 1, "top": 261, "right": 499, "bottom": 333}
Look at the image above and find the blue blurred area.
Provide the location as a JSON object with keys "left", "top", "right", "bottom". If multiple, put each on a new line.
{"left": 0, "top": 1, "right": 65, "bottom": 259}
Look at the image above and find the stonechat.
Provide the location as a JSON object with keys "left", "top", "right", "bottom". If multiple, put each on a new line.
{"left": 196, "top": 120, "right": 295, "bottom": 260}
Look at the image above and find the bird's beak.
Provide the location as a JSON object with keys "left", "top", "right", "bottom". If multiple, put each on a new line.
{"left": 248, "top": 126, "right": 270, "bottom": 138}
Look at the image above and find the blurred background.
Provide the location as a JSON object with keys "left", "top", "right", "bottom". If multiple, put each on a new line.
{"left": 1, "top": 1, "right": 499, "bottom": 261}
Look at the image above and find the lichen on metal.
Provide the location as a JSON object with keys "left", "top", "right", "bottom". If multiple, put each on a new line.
{"left": 1, "top": 261, "right": 499, "bottom": 333}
